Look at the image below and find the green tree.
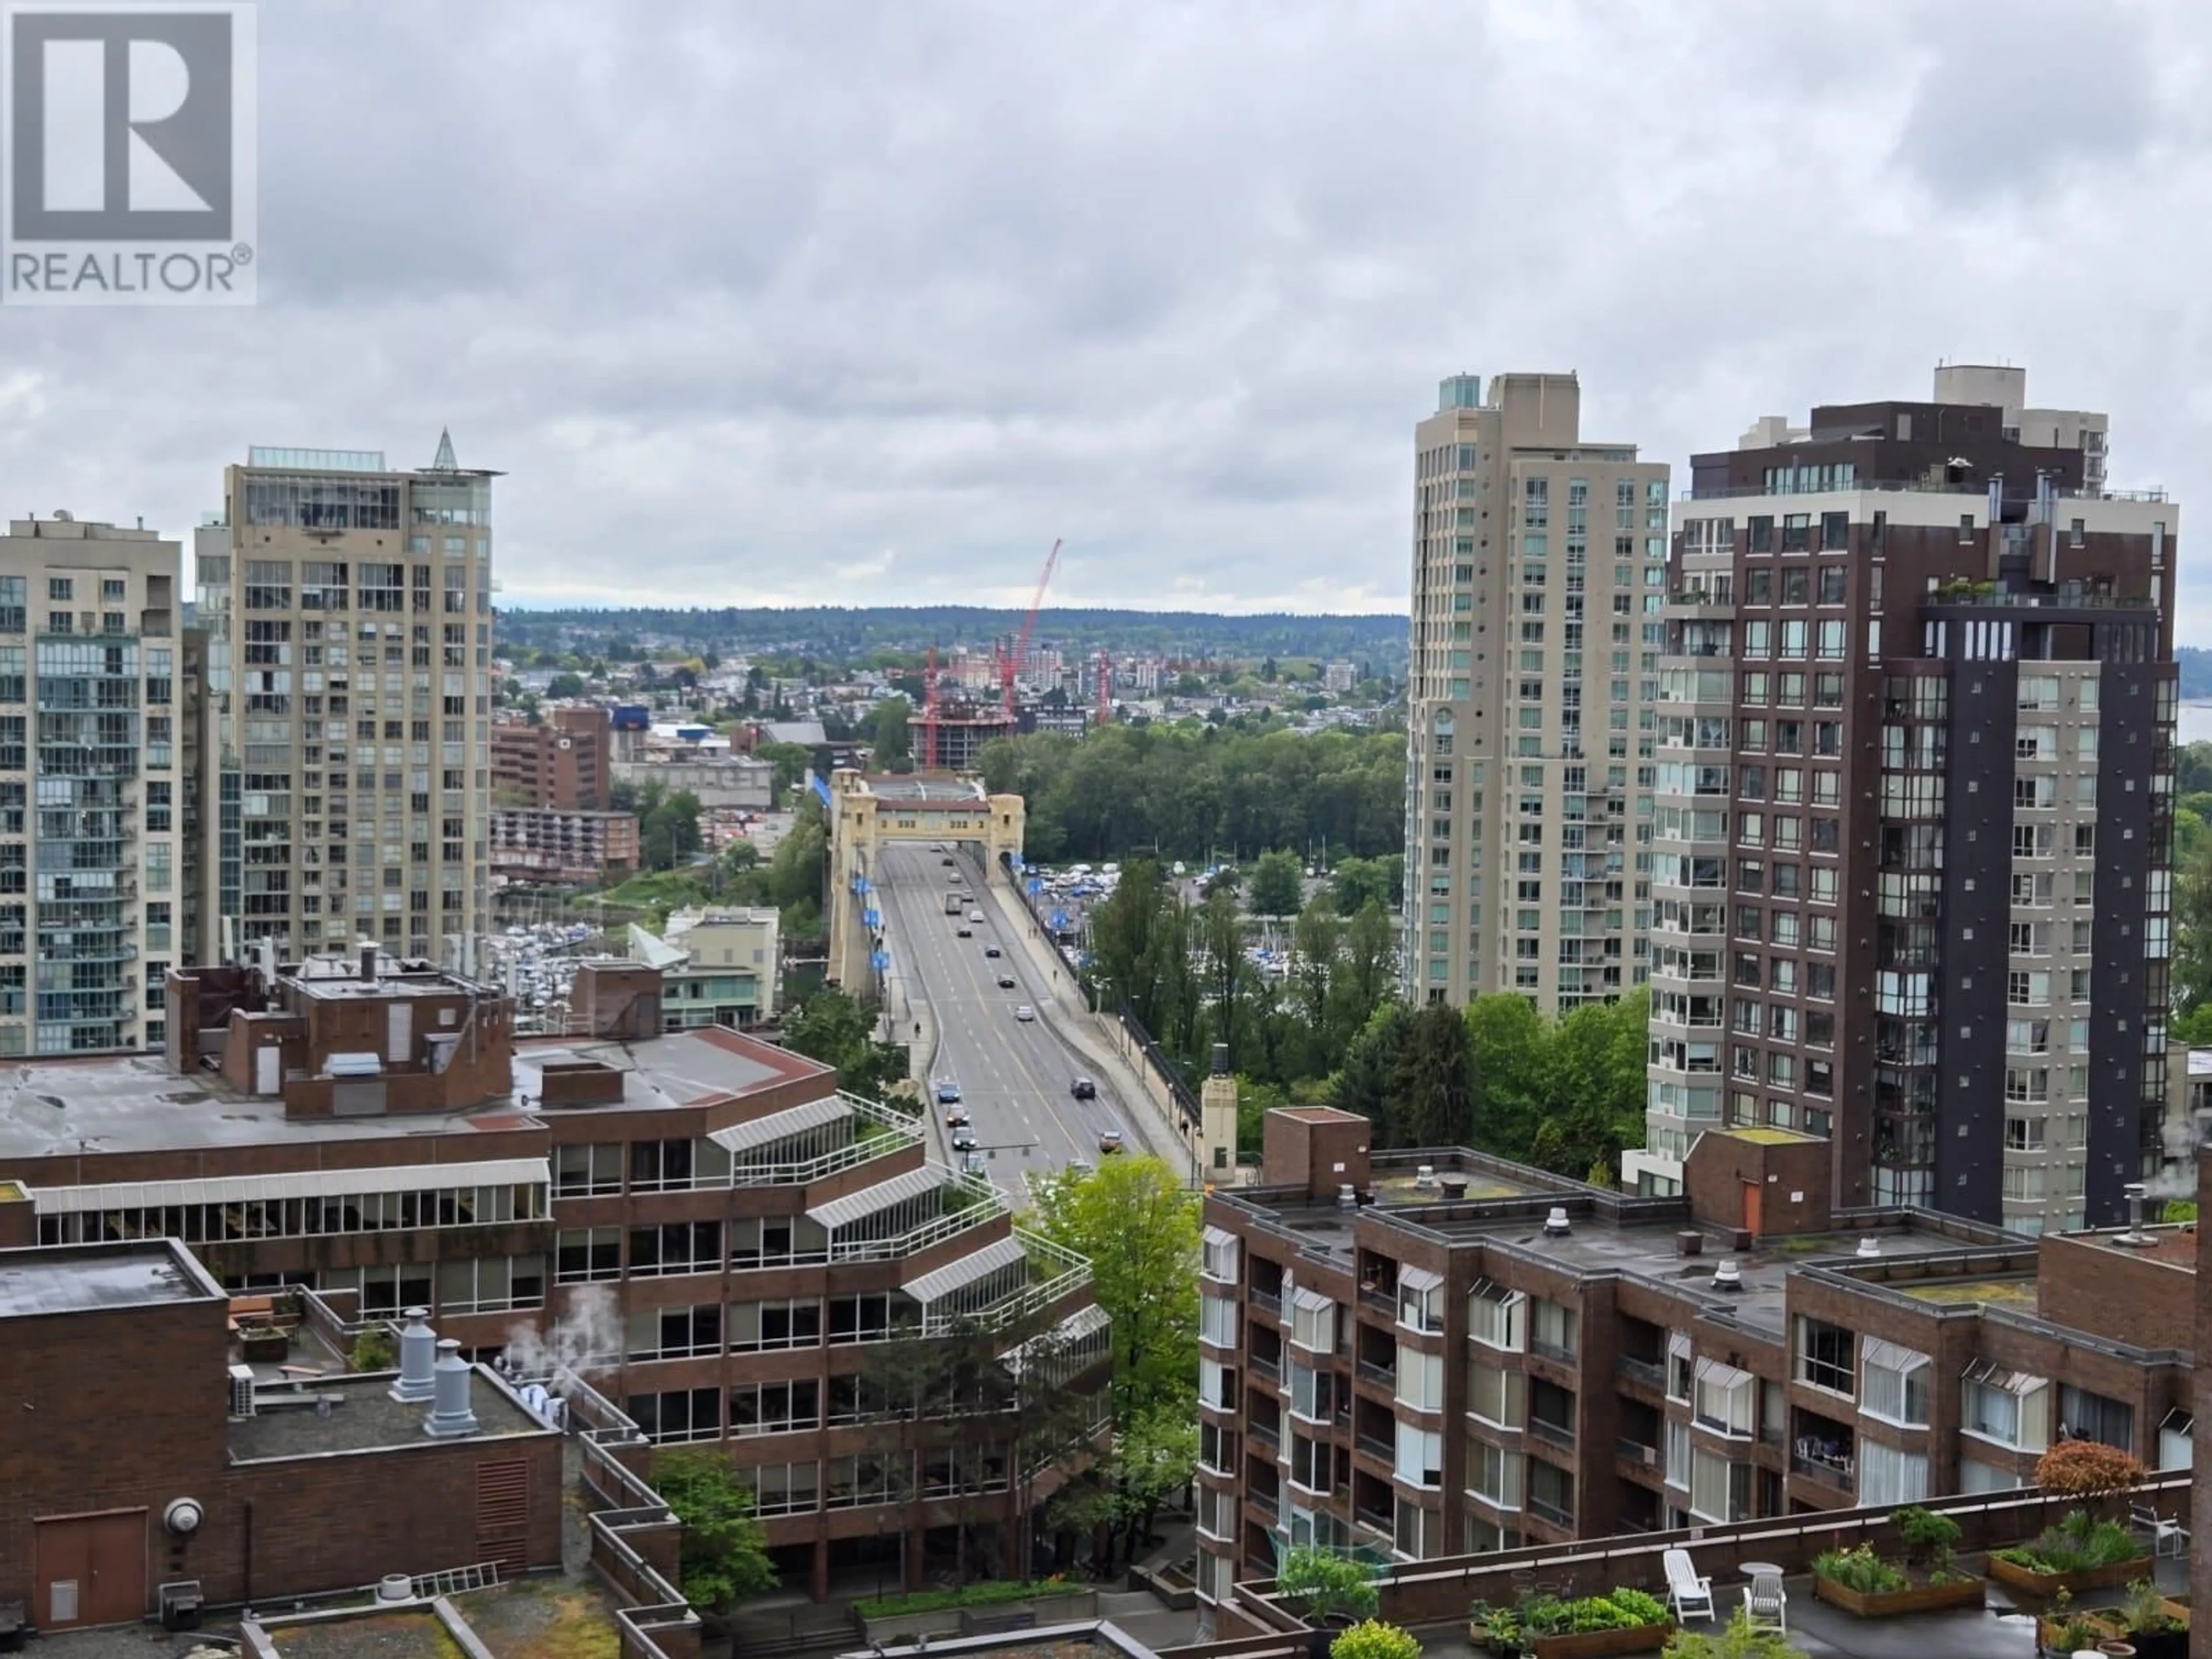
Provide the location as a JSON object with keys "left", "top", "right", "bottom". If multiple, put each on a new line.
{"left": 779, "top": 987, "right": 907, "bottom": 1098}
{"left": 639, "top": 787, "right": 703, "bottom": 871}
{"left": 1112, "top": 1402, "right": 1198, "bottom": 1558}
{"left": 1463, "top": 994, "right": 1555, "bottom": 1163}
{"left": 1389, "top": 1000, "right": 1475, "bottom": 1147}
{"left": 1029, "top": 1156, "right": 1198, "bottom": 1422}
{"left": 1331, "top": 1001, "right": 1415, "bottom": 1143}
{"left": 1331, "top": 899, "right": 1395, "bottom": 1046}
{"left": 1199, "top": 884, "right": 1248, "bottom": 1071}
{"left": 1248, "top": 849, "right": 1305, "bottom": 917}
{"left": 1331, "top": 857, "right": 1389, "bottom": 915}
{"left": 1089, "top": 859, "right": 1166, "bottom": 1027}
{"left": 1289, "top": 893, "right": 1342, "bottom": 1074}
{"left": 652, "top": 1448, "right": 779, "bottom": 1615}
{"left": 753, "top": 740, "right": 816, "bottom": 799}
{"left": 546, "top": 670, "right": 586, "bottom": 698}
{"left": 1532, "top": 990, "right": 1650, "bottom": 1176}
{"left": 2175, "top": 836, "right": 2212, "bottom": 1014}
{"left": 872, "top": 695, "right": 913, "bottom": 772}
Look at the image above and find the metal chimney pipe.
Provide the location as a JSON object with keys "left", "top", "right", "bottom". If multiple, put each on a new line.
{"left": 388, "top": 1308, "right": 436, "bottom": 1402}
{"left": 423, "top": 1339, "right": 479, "bottom": 1437}
{"left": 360, "top": 942, "right": 378, "bottom": 983}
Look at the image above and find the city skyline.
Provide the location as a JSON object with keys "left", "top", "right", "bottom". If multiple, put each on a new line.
{"left": 2, "top": 2, "right": 2209, "bottom": 628}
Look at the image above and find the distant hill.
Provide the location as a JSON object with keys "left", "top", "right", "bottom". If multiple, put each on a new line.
{"left": 2181, "top": 645, "right": 2212, "bottom": 699}
{"left": 496, "top": 605, "right": 1410, "bottom": 671}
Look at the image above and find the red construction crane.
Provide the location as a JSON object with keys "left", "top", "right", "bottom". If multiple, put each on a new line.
{"left": 1000, "top": 537, "right": 1062, "bottom": 722}
{"left": 921, "top": 645, "right": 941, "bottom": 771}
{"left": 1095, "top": 649, "right": 1112, "bottom": 731}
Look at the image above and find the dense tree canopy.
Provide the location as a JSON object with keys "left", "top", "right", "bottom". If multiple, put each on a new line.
{"left": 979, "top": 724, "right": 1403, "bottom": 865}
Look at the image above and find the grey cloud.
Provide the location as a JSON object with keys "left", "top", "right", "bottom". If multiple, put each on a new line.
{"left": 2, "top": 0, "right": 2209, "bottom": 620}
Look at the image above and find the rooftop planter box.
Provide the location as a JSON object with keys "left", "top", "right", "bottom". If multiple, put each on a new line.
{"left": 1469, "top": 1590, "right": 1671, "bottom": 1659}
{"left": 1812, "top": 1571, "right": 1983, "bottom": 1618}
{"left": 1987, "top": 1554, "right": 2147, "bottom": 1599}
{"left": 1527, "top": 1624, "right": 1673, "bottom": 1659}
{"left": 1987, "top": 1508, "right": 2151, "bottom": 1600}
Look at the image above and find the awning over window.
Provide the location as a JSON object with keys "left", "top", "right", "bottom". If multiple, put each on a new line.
{"left": 709, "top": 1096, "right": 848, "bottom": 1154}
{"left": 34, "top": 1157, "right": 550, "bottom": 1215}
{"left": 1398, "top": 1265, "right": 1444, "bottom": 1295}
{"left": 903, "top": 1235, "right": 1027, "bottom": 1305}
{"left": 1694, "top": 1355, "right": 1751, "bottom": 1389}
{"left": 1668, "top": 1330, "right": 1693, "bottom": 1359}
{"left": 1862, "top": 1337, "right": 1930, "bottom": 1374}
{"left": 806, "top": 1165, "right": 949, "bottom": 1230}
{"left": 2161, "top": 1408, "right": 2195, "bottom": 1438}
{"left": 1292, "top": 1286, "right": 1335, "bottom": 1313}
{"left": 1202, "top": 1225, "right": 1237, "bottom": 1250}
{"left": 1962, "top": 1358, "right": 2044, "bottom": 1393}
{"left": 1469, "top": 1278, "right": 1525, "bottom": 1306}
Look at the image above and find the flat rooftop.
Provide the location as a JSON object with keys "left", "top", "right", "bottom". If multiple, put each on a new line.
{"left": 228, "top": 1370, "right": 548, "bottom": 1461}
{"left": 863, "top": 777, "right": 987, "bottom": 802}
{"left": 0, "top": 1240, "right": 218, "bottom": 1317}
{"left": 0, "top": 1025, "right": 824, "bottom": 1162}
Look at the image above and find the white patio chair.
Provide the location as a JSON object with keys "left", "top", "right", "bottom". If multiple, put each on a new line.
{"left": 2130, "top": 1502, "right": 2190, "bottom": 1559}
{"left": 1662, "top": 1548, "right": 1714, "bottom": 1623}
{"left": 1742, "top": 1570, "right": 1787, "bottom": 1635}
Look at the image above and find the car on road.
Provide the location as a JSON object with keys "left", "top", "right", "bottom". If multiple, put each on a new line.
{"left": 1070, "top": 1075, "right": 1096, "bottom": 1100}
{"left": 951, "top": 1128, "right": 978, "bottom": 1153}
{"left": 1014, "top": 1004, "right": 1036, "bottom": 1022}
{"left": 955, "top": 926, "right": 972, "bottom": 937}
{"left": 968, "top": 910, "right": 985, "bottom": 923}
{"left": 983, "top": 945, "right": 1001, "bottom": 958}
{"left": 944, "top": 1103, "right": 969, "bottom": 1127}
{"left": 935, "top": 1080, "right": 961, "bottom": 1104}
{"left": 996, "top": 973, "right": 1016, "bottom": 988}
{"left": 1098, "top": 1129, "right": 1124, "bottom": 1154}
{"left": 1067, "top": 1158, "right": 1096, "bottom": 1178}
{"left": 941, "top": 856, "right": 955, "bottom": 866}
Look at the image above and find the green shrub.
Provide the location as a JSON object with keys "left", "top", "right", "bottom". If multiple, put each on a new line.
{"left": 1813, "top": 1546, "right": 1906, "bottom": 1594}
{"left": 349, "top": 1325, "right": 396, "bottom": 1371}
{"left": 2122, "top": 1579, "right": 2186, "bottom": 1636}
{"left": 1894, "top": 1505, "right": 1961, "bottom": 1570}
{"left": 1662, "top": 1609, "right": 1802, "bottom": 1659}
{"left": 1331, "top": 1620, "right": 1422, "bottom": 1659}
{"left": 1514, "top": 1590, "right": 1669, "bottom": 1638}
{"left": 1278, "top": 1546, "right": 1381, "bottom": 1622}
{"left": 1998, "top": 1509, "right": 2145, "bottom": 1574}
{"left": 855, "top": 1579, "right": 1068, "bottom": 1619}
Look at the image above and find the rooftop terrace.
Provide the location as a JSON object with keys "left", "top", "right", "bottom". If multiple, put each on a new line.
{"left": 227, "top": 1369, "right": 551, "bottom": 1461}
{"left": 0, "top": 1238, "right": 221, "bottom": 1317}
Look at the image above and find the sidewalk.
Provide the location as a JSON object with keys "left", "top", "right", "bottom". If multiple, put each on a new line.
{"left": 982, "top": 871, "right": 1199, "bottom": 1180}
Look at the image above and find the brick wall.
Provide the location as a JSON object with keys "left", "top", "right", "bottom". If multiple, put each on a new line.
{"left": 2037, "top": 1229, "right": 2196, "bottom": 1351}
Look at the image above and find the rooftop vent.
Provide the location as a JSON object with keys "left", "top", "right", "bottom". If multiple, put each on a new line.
{"left": 389, "top": 1308, "right": 436, "bottom": 1403}
{"left": 1676, "top": 1230, "right": 1703, "bottom": 1258}
{"left": 1712, "top": 1259, "right": 1744, "bottom": 1293}
{"left": 1337, "top": 1183, "right": 1358, "bottom": 1210}
{"left": 1210, "top": 1043, "right": 1229, "bottom": 1077}
{"left": 1438, "top": 1173, "right": 1469, "bottom": 1200}
{"left": 2113, "top": 1181, "right": 2156, "bottom": 1247}
{"left": 228, "top": 1363, "right": 256, "bottom": 1419}
{"left": 1414, "top": 1165, "right": 1436, "bottom": 1190}
{"left": 1542, "top": 1206, "right": 1571, "bottom": 1238}
{"left": 377, "top": 1575, "right": 414, "bottom": 1604}
{"left": 423, "top": 1339, "right": 479, "bottom": 1438}
{"left": 1856, "top": 1236, "right": 1881, "bottom": 1259}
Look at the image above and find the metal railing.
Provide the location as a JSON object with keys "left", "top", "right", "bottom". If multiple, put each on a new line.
{"left": 1528, "top": 1417, "right": 1576, "bottom": 1450}
{"left": 1251, "top": 1288, "right": 1283, "bottom": 1318}
{"left": 1617, "top": 1357, "right": 1664, "bottom": 1391}
{"left": 1356, "top": 1359, "right": 1396, "bottom": 1389}
{"left": 726, "top": 1091, "right": 926, "bottom": 1187}
{"left": 1526, "top": 1495, "right": 1574, "bottom": 1528}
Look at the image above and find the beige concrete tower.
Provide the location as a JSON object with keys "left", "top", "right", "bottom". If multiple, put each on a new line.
{"left": 1403, "top": 374, "right": 1669, "bottom": 1011}
{"left": 197, "top": 437, "right": 497, "bottom": 969}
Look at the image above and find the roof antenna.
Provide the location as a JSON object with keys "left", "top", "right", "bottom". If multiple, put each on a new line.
{"left": 432, "top": 428, "right": 457, "bottom": 471}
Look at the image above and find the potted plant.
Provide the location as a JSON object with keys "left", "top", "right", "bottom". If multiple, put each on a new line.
{"left": 2112, "top": 1579, "right": 2189, "bottom": 1659}
{"left": 1330, "top": 1620, "right": 1422, "bottom": 1659}
{"left": 1278, "top": 1546, "right": 1381, "bottom": 1659}
{"left": 1988, "top": 1509, "right": 2151, "bottom": 1597}
{"left": 1809, "top": 1509, "right": 1983, "bottom": 1618}
{"left": 1474, "top": 1589, "right": 1671, "bottom": 1659}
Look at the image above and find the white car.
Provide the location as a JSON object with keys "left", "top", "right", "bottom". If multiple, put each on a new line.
{"left": 1014, "top": 1004, "right": 1036, "bottom": 1022}
{"left": 969, "top": 910, "right": 985, "bottom": 923}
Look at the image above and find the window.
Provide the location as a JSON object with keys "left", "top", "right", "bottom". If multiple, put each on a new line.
{"left": 738, "top": 1460, "right": 820, "bottom": 1514}
{"left": 1396, "top": 1345, "right": 1446, "bottom": 1412}
{"left": 1466, "top": 1436, "right": 1522, "bottom": 1510}
{"left": 1466, "top": 1359, "right": 1525, "bottom": 1429}
{"left": 1198, "top": 1422, "right": 1236, "bottom": 1474}
{"left": 1858, "top": 1440, "right": 1929, "bottom": 1507}
{"left": 1290, "top": 1289, "right": 1336, "bottom": 1353}
{"left": 1529, "top": 1297, "right": 1577, "bottom": 1361}
{"left": 438, "top": 1254, "right": 546, "bottom": 1315}
{"left": 1693, "top": 1360, "right": 1754, "bottom": 1437}
{"left": 1962, "top": 1366, "right": 2051, "bottom": 1451}
{"left": 1395, "top": 1422, "right": 1444, "bottom": 1487}
{"left": 555, "top": 1225, "right": 622, "bottom": 1282}
{"left": 628, "top": 1219, "right": 721, "bottom": 1277}
{"left": 1199, "top": 1293, "right": 1238, "bottom": 1349}
{"left": 1289, "top": 1431, "right": 1334, "bottom": 1496}
{"left": 1199, "top": 1358, "right": 1237, "bottom": 1412}
{"left": 554, "top": 1142, "right": 623, "bottom": 1196}
{"left": 627, "top": 1303, "right": 722, "bottom": 1361}
{"left": 1200, "top": 1226, "right": 1240, "bottom": 1283}
{"left": 730, "top": 1379, "right": 820, "bottom": 1437}
{"left": 1399, "top": 1268, "right": 1445, "bottom": 1334}
{"left": 1861, "top": 1340, "right": 1930, "bottom": 1427}
{"left": 628, "top": 1388, "right": 722, "bottom": 1445}
{"left": 728, "top": 1298, "right": 823, "bottom": 1352}
{"left": 2061, "top": 1385, "right": 2136, "bottom": 1452}
{"left": 1468, "top": 1282, "right": 1526, "bottom": 1351}
{"left": 1688, "top": 1449, "right": 1751, "bottom": 1524}
{"left": 1794, "top": 1316, "right": 1854, "bottom": 1396}
{"left": 1288, "top": 1359, "right": 1337, "bottom": 1423}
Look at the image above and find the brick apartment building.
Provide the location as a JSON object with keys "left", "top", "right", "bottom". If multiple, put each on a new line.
{"left": 1192, "top": 1107, "right": 2193, "bottom": 1609}
{"left": 493, "top": 704, "right": 612, "bottom": 811}
{"left": 0, "top": 951, "right": 1105, "bottom": 1601}
{"left": 0, "top": 1232, "right": 565, "bottom": 1632}
{"left": 1630, "top": 366, "right": 2176, "bottom": 1232}
{"left": 490, "top": 805, "right": 641, "bottom": 884}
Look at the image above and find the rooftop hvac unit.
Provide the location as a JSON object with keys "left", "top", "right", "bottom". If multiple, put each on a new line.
{"left": 229, "top": 1363, "right": 257, "bottom": 1418}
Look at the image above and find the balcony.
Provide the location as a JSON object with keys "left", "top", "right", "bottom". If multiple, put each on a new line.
{"left": 1618, "top": 1356, "right": 1664, "bottom": 1393}
{"left": 1250, "top": 1287, "right": 1282, "bottom": 1319}
{"left": 1528, "top": 1416, "right": 1577, "bottom": 1451}
{"left": 1249, "top": 1355, "right": 1280, "bottom": 1388}
{"left": 1357, "top": 1358, "right": 1397, "bottom": 1391}
{"left": 1249, "top": 1420, "right": 1279, "bottom": 1455}
{"left": 1790, "top": 1445, "right": 1855, "bottom": 1493}
{"left": 1531, "top": 1338, "right": 1578, "bottom": 1366}
{"left": 1527, "top": 1494, "right": 1574, "bottom": 1529}
{"left": 1356, "top": 1431, "right": 1392, "bottom": 1464}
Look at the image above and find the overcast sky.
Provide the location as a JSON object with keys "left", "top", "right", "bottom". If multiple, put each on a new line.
{"left": 4, "top": 0, "right": 2210, "bottom": 628}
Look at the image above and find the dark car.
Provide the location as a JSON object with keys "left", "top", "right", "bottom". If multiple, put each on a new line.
{"left": 1070, "top": 1076, "right": 1096, "bottom": 1100}
{"left": 1098, "top": 1129, "right": 1124, "bottom": 1154}
{"left": 941, "top": 856, "right": 955, "bottom": 866}
{"left": 983, "top": 946, "right": 1002, "bottom": 959}
{"left": 952, "top": 1128, "right": 978, "bottom": 1153}
{"left": 996, "top": 974, "right": 1016, "bottom": 988}
{"left": 935, "top": 1080, "right": 961, "bottom": 1105}
{"left": 955, "top": 926, "right": 972, "bottom": 937}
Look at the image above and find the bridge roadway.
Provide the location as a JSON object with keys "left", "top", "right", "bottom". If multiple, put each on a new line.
{"left": 874, "top": 840, "right": 1130, "bottom": 1199}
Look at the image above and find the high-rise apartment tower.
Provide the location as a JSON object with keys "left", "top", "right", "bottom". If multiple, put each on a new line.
{"left": 1403, "top": 373, "right": 1669, "bottom": 1011}
{"left": 1628, "top": 368, "right": 2173, "bottom": 1233}
{"left": 196, "top": 436, "right": 497, "bottom": 967}
{"left": 0, "top": 516, "right": 187, "bottom": 1055}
